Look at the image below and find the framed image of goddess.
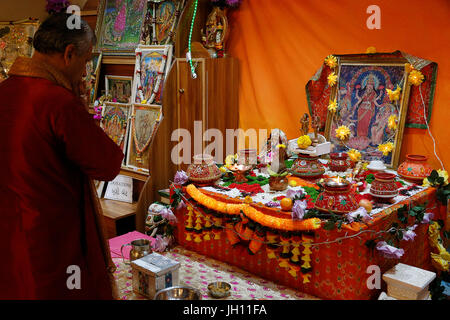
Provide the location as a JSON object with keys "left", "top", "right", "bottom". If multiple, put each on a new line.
{"left": 0, "top": 19, "right": 39, "bottom": 75}
{"left": 126, "top": 104, "right": 162, "bottom": 172}
{"left": 324, "top": 57, "right": 411, "bottom": 168}
{"left": 95, "top": 0, "right": 148, "bottom": 55}
{"left": 105, "top": 75, "right": 133, "bottom": 103}
{"left": 132, "top": 45, "right": 172, "bottom": 105}
{"left": 100, "top": 102, "right": 132, "bottom": 158}
{"left": 85, "top": 52, "right": 102, "bottom": 106}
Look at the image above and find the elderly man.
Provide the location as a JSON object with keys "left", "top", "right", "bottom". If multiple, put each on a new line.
{"left": 0, "top": 13, "right": 124, "bottom": 299}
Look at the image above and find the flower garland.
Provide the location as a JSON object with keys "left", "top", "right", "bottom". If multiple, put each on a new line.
{"left": 131, "top": 112, "right": 161, "bottom": 163}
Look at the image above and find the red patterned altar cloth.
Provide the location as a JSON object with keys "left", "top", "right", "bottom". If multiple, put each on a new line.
{"left": 172, "top": 186, "right": 442, "bottom": 300}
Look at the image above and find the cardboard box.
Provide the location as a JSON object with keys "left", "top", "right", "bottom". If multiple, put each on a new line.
{"left": 131, "top": 252, "right": 181, "bottom": 299}
{"left": 382, "top": 263, "right": 436, "bottom": 300}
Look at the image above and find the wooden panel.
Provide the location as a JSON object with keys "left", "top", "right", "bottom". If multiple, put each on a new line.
{"left": 177, "top": 59, "right": 205, "bottom": 171}
{"left": 100, "top": 199, "right": 137, "bottom": 220}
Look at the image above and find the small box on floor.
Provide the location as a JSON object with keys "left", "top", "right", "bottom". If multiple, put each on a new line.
{"left": 382, "top": 263, "right": 436, "bottom": 300}
{"left": 131, "top": 252, "right": 181, "bottom": 299}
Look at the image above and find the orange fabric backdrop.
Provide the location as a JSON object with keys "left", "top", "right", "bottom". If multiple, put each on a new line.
{"left": 227, "top": 0, "right": 450, "bottom": 169}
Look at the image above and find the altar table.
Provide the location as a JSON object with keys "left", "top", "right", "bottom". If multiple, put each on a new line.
{"left": 171, "top": 185, "right": 441, "bottom": 300}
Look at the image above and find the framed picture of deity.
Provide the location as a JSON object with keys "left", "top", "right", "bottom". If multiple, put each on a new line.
{"left": 100, "top": 102, "right": 132, "bottom": 163}
{"left": 140, "top": 0, "right": 186, "bottom": 45}
{"left": 95, "top": 0, "right": 148, "bottom": 55}
{"left": 324, "top": 56, "right": 412, "bottom": 169}
{"left": 85, "top": 51, "right": 102, "bottom": 106}
{"left": 126, "top": 104, "right": 163, "bottom": 172}
{"left": 105, "top": 75, "right": 133, "bottom": 103}
{"left": 0, "top": 19, "right": 39, "bottom": 76}
{"left": 131, "top": 45, "right": 173, "bottom": 105}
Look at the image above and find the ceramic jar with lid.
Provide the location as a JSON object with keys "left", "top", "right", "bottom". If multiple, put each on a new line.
{"left": 186, "top": 154, "right": 222, "bottom": 185}
{"left": 369, "top": 172, "right": 399, "bottom": 200}
{"left": 397, "top": 154, "right": 433, "bottom": 183}
{"left": 314, "top": 178, "right": 359, "bottom": 214}
{"left": 329, "top": 152, "right": 351, "bottom": 172}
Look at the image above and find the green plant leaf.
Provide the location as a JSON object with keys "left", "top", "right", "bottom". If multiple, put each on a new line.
{"left": 323, "top": 220, "right": 336, "bottom": 230}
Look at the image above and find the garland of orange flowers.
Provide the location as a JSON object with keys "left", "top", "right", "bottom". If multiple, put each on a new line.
{"left": 186, "top": 184, "right": 322, "bottom": 232}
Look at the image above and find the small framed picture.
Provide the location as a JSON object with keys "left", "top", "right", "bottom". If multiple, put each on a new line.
{"left": 100, "top": 102, "right": 132, "bottom": 161}
{"left": 105, "top": 75, "right": 133, "bottom": 104}
{"left": 126, "top": 103, "right": 163, "bottom": 172}
{"left": 86, "top": 51, "right": 102, "bottom": 106}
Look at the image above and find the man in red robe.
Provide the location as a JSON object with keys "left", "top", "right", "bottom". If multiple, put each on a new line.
{"left": 0, "top": 13, "right": 124, "bottom": 299}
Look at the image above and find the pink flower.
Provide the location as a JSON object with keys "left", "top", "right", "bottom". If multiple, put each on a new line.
{"left": 151, "top": 234, "right": 169, "bottom": 252}
{"left": 160, "top": 207, "right": 177, "bottom": 223}
{"left": 291, "top": 200, "right": 307, "bottom": 220}
{"left": 403, "top": 225, "right": 417, "bottom": 241}
{"left": 375, "top": 241, "right": 404, "bottom": 259}
{"left": 346, "top": 207, "right": 371, "bottom": 223}
{"left": 174, "top": 170, "right": 189, "bottom": 185}
{"left": 286, "top": 188, "right": 304, "bottom": 200}
{"left": 422, "top": 212, "right": 434, "bottom": 224}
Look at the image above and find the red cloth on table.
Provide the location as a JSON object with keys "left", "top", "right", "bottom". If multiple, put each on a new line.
{"left": 0, "top": 73, "right": 124, "bottom": 299}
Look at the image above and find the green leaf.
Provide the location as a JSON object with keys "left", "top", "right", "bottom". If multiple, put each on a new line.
{"left": 429, "top": 170, "right": 439, "bottom": 182}
{"left": 323, "top": 220, "right": 336, "bottom": 230}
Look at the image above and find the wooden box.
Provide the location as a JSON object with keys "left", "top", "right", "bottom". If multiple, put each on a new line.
{"left": 131, "top": 252, "right": 181, "bottom": 299}
{"left": 382, "top": 263, "right": 436, "bottom": 300}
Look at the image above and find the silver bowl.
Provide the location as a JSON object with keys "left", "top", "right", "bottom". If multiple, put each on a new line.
{"left": 154, "top": 286, "right": 202, "bottom": 300}
{"left": 208, "top": 281, "right": 231, "bottom": 298}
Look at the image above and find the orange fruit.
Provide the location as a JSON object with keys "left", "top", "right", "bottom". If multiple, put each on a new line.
{"left": 280, "top": 197, "right": 293, "bottom": 211}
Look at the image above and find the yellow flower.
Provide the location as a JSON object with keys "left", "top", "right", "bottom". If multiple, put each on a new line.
{"left": 347, "top": 149, "right": 361, "bottom": 162}
{"left": 219, "top": 166, "right": 228, "bottom": 173}
{"left": 408, "top": 70, "right": 424, "bottom": 86}
{"left": 327, "top": 72, "right": 338, "bottom": 87}
{"left": 437, "top": 169, "right": 449, "bottom": 185}
{"left": 335, "top": 125, "right": 351, "bottom": 141}
{"left": 328, "top": 99, "right": 337, "bottom": 113}
{"left": 276, "top": 144, "right": 286, "bottom": 149}
{"left": 404, "top": 63, "right": 414, "bottom": 74}
{"left": 386, "top": 85, "right": 402, "bottom": 102}
{"left": 388, "top": 115, "right": 398, "bottom": 130}
{"left": 297, "top": 135, "right": 312, "bottom": 149}
{"left": 324, "top": 55, "right": 338, "bottom": 69}
{"left": 362, "top": 162, "right": 369, "bottom": 170}
{"left": 225, "top": 154, "right": 236, "bottom": 166}
{"left": 378, "top": 142, "right": 394, "bottom": 156}
{"left": 141, "top": 99, "right": 147, "bottom": 104}
{"left": 366, "top": 46, "right": 377, "bottom": 54}
{"left": 422, "top": 177, "right": 431, "bottom": 187}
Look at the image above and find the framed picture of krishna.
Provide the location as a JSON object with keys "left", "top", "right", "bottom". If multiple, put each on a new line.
{"left": 125, "top": 103, "right": 163, "bottom": 172}
{"left": 324, "top": 56, "right": 412, "bottom": 169}
{"left": 100, "top": 102, "right": 132, "bottom": 164}
{"left": 95, "top": 0, "right": 148, "bottom": 55}
{"left": 131, "top": 45, "right": 173, "bottom": 105}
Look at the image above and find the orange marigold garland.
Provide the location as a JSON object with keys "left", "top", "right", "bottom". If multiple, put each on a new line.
{"left": 248, "top": 227, "right": 265, "bottom": 255}
{"left": 211, "top": 216, "right": 223, "bottom": 240}
{"left": 193, "top": 208, "right": 204, "bottom": 243}
{"left": 185, "top": 205, "right": 195, "bottom": 241}
{"left": 266, "top": 231, "right": 279, "bottom": 259}
{"left": 288, "top": 235, "right": 302, "bottom": 278}
{"left": 278, "top": 233, "right": 292, "bottom": 269}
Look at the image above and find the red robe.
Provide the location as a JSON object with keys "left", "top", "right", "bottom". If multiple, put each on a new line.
{"left": 0, "top": 58, "right": 124, "bottom": 299}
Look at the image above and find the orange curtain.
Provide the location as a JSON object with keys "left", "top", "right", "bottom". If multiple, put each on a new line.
{"left": 227, "top": 0, "right": 450, "bottom": 169}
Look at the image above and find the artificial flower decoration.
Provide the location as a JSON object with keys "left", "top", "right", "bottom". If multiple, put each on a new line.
{"left": 347, "top": 149, "right": 361, "bottom": 162}
{"left": 151, "top": 234, "right": 170, "bottom": 252}
{"left": 174, "top": 170, "right": 189, "bottom": 185}
{"left": 346, "top": 207, "right": 371, "bottom": 223}
{"left": 297, "top": 135, "right": 312, "bottom": 149}
{"left": 324, "top": 55, "right": 338, "bottom": 69}
{"left": 286, "top": 188, "right": 304, "bottom": 201}
{"left": 386, "top": 85, "right": 402, "bottom": 102}
{"left": 375, "top": 241, "right": 404, "bottom": 259}
{"left": 437, "top": 169, "right": 449, "bottom": 185}
{"left": 422, "top": 212, "right": 434, "bottom": 224}
{"left": 366, "top": 46, "right": 377, "bottom": 54}
{"left": 377, "top": 142, "right": 394, "bottom": 156}
{"left": 408, "top": 69, "right": 424, "bottom": 86}
{"left": 276, "top": 144, "right": 286, "bottom": 149}
{"left": 404, "top": 63, "right": 414, "bottom": 74}
{"left": 225, "top": 154, "right": 237, "bottom": 166}
{"left": 335, "top": 125, "right": 351, "bottom": 141}
{"left": 291, "top": 200, "right": 307, "bottom": 220}
{"left": 327, "top": 98, "right": 337, "bottom": 113}
{"left": 160, "top": 207, "right": 178, "bottom": 224}
{"left": 388, "top": 115, "right": 398, "bottom": 130}
{"left": 403, "top": 224, "right": 417, "bottom": 241}
{"left": 327, "top": 72, "right": 338, "bottom": 87}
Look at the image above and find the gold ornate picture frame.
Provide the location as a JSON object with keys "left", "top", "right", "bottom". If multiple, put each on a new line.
{"left": 105, "top": 75, "right": 133, "bottom": 103}
{"left": 324, "top": 56, "right": 412, "bottom": 169}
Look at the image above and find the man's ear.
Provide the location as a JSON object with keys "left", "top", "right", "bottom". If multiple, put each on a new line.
{"left": 63, "top": 44, "right": 76, "bottom": 66}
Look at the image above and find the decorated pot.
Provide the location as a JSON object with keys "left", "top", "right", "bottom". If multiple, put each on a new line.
{"left": 290, "top": 154, "right": 325, "bottom": 179}
{"left": 315, "top": 178, "right": 359, "bottom": 214}
{"left": 369, "top": 172, "right": 398, "bottom": 200}
{"left": 329, "top": 152, "right": 351, "bottom": 172}
{"left": 397, "top": 154, "right": 433, "bottom": 183}
{"left": 186, "top": 154, "right": 222, "bottom": 185}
